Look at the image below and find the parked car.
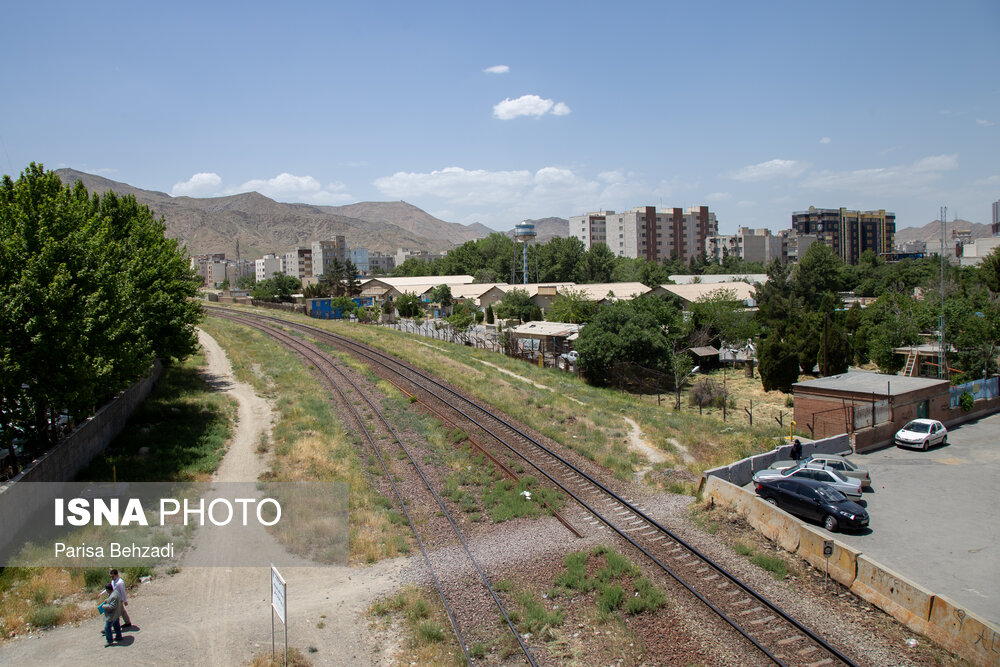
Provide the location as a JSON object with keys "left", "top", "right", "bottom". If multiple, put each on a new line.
{"left": 752, "top": 463, "right": 863, "bottom": 501}
{"left": 894, "top": 418, "right": 947, "bottom": 450}
{"left": 754, "top": 477, "right": 869, "bottom": 532}
{"left": 768, "top": 454, "right": 871, "bottom": 488}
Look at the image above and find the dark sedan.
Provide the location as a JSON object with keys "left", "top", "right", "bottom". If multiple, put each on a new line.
{"left": 754, "top": 477, "right": 870, "bottom": 533}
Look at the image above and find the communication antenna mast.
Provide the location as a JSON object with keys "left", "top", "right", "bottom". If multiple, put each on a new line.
{"left": 939, "top": 206, "right": 947, "bottom": 379}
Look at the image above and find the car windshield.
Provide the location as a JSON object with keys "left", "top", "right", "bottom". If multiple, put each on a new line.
{"left": 904, "top": 421, "right": 931, "bottom": 433}
{"left": 815, "top": 485, "right": 847, "bottom": 502}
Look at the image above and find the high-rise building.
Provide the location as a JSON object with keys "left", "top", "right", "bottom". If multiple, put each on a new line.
{"left": 349, "top": 247, "right": 369, "bottom": 274}
{"left": 311, "top": 236, "right": 348, "bottom": 277}
{"left": 570, "top": 206, "right": 718, "bottom": 263}
{"left": 283, "top": 247, "right": 313, "bottom": 280}
{"left": 992, "top": 199, "right": 999, "bottom": 236}
{"left": 255, "top": 253, "right": 284, "bottom": 282}
{"left": 791, "top": 207, "right": 895, "bottom": 265}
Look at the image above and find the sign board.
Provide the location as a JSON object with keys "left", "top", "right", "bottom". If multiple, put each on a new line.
{"left": 823, "top": 540, "right": 834, "bottom": 557}
{"left": 271, "top": 565, "right": 286, "bottom": 624}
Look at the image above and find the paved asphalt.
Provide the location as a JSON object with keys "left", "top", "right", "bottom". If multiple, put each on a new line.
{"left": 834, "top": 413, "right": 1000, "bottom": 625}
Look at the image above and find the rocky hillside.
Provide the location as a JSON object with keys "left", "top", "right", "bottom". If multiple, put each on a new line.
{"left": 54, "top": 169, "right": 489, "bottom": 259}
{"left": 894, "top": 218, "right": 991, "bottom": 245}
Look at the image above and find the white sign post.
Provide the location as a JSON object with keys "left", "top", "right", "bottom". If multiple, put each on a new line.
{"left": 270, "top": 565, "right": 287, "bottom": 666}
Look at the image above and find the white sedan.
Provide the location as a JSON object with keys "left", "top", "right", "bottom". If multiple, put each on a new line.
{"left": 894, "top": 418, "right": 948, "bottom": 451}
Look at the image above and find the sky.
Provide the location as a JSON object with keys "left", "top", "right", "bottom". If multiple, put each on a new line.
{"left": 2, "top": 1, "right": 998, "bottom": 235}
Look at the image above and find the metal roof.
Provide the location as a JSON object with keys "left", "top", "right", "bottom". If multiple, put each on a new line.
{"left": 793, "top": 370, "right": 948, "bottom": 396}
{"left": 510, "top": 321, "right": 583, "bottom": 337}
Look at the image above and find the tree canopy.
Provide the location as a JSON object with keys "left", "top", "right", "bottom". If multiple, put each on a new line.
{"left": 0, "top": 164, "right": 202, "bottom": 450}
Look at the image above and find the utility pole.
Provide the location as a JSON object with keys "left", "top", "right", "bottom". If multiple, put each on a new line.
{"left": 939, "top": 206, "right": 948, "bottom": 380}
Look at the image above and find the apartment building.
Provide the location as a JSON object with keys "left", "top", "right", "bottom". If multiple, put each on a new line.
{"left": 283, "top": 247, "right": 313, "bottom": 281}
{"left": 349, "top": 247, "right": 369, "bottom": 274}
{"left": 255, "top": 253, "right": 284, "bottom": 282}
{"left": 791, "top": 207, "right": 895, "bottom": 265}
{"left": 570, "top": 206, "right": 718, "bottom": 263}
{"left": 311, "top": 236, "right": 348, "bottom": 277}
{"left": 705, "top": 227, "right": 783, "bottom": 264}
{"left": 368, "top": 251, "right": 396, "bottom": 274}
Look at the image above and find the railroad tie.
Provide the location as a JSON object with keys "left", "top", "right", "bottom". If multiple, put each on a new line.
{"left": 777, "top": 636, "right": 805, "bottom": 646}
{"left": 737, "top": 606, "right": 764, "bottom": 616}
{"left": 806, "top": 660, "right": 835, "bottom": 667}
{"left": 748, "top": 615, "right": 776, "bottom": 626}
{"left": 797, "top": 646, "right": 819, "bottom": 656}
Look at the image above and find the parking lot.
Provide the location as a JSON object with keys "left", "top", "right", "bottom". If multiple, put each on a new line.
{"left": 829, "top": 414, "right": 999, "bottom": 625}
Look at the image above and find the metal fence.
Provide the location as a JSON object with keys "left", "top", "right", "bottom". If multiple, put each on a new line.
{"left": 949, "top": 376, "right": 999, "bottom": 407}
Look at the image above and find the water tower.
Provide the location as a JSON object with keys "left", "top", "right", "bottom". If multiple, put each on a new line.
{"left": 513, "top": 220, "right": 536, "bottom": 284}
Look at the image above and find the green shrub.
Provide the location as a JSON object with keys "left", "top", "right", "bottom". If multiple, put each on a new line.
{"left": 597, "top": 585, "right": 625, "bottom": 613}
{"left": 83, "top": 568, "right": 108, "bottom": 590}
{"left": 28, "top": 604, "right": 61, "bottom": 627}
{"left": 751, "top": 553, "right": 788, "bottom": 580}
{"left": 959, "top": 391, "right": 974, "bottom": 412}
{"left": 417, "top": 622, "right": 445, "bottom": 642}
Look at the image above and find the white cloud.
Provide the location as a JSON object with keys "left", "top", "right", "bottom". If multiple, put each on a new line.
{"left": 374, "top": 165, "right": 651, "bottom": 227}
{"left": 801, "top": 154, "right": 958, "bottom": 194}
{"left": 235, "top": 173, "right": 354, "bottom": 205}
{"left": 172, "top": 172, "right": 223, "bottom": 197}
{"left": 493, "top": 94, "right": 571, "bottom": 120}
{"left": 483, "top": 65, "right": 509, "bottom": 74}
{"left": 819, "top": 137, "right": 832, "bottom": 144}
{"left": 737, "top": 200, "right": 757, "bottom": 208}
{"left": 705, "top": 192, "right": 732, "bottom": 202}
{"left": 973, "top": 175, "right": 1000, "bottom": 187}
{"left": 976, "top": 119, "right": 995, "bottom": 127}
{"left": 729, "top": 159, "right": 807, "bottom": 182}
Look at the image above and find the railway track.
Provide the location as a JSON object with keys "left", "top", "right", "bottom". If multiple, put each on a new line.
{"left": 221, "top": 315, "right": 535, "bottom": 664}
{"left": 205, "top": 306, "right": 862, "bottom": 667}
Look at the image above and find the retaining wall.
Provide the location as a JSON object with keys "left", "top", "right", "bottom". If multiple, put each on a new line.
{"left": 0, "top": 361, "right": 162, "bottom": 549}
{"left": 702, "top": 477, "right": 999, "bottom": 666}
{"left": 702, "top": 433, "right": 850, "bottom": 487}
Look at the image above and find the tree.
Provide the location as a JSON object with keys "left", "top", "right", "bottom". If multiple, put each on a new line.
{"left": 546, "top": 288, "right": 597, "bottom": 324}
{"left": 535, "top": 236, "right": 588, "bottom": 283}
{"left": 429, "top": 284, "right": 453, "bottom": 316}
{"left": 251, "top": 273, "right": 301, "bottom": 302}
{"left": 0, "top": 164, "right": 201, "bottom": 451}
{"left": 342, "top": 259, "right": 361, "bottom": 297}
{"left": 236, "top": 274, "right": 255, "bottom": 290}
{"left": 689, "top": 288, "right": 758, "bottom": 351}
{"left": 980, "top": 247, "right": 1000, "bottom": 295}
{"left": 758, "top": 338, "right": 800, "bottom": 392}
{"left": 395, "top": 291, "right": 423, "bottom": 318}
{"left": 574, "top": 297, "right": 681, "bottom": 385}
{"left": 485, "top": 304, "right": 495, "bottom": 324}
{"left": 670, "top": 344, "right": 695, "bottom": 409}
{"left": 793, "top": 242, "right": 846, "bottom": 311}
{"left": 859, "top": 291, "right": 923, "bottom": 373}
{"left": 585, "top": 244, "right": 616, "bottom": 283}
{"left": 493, "top": 288, "right": 538, "bottom": 322}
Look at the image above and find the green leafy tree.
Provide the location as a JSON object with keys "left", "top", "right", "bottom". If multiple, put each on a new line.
{"left": 485, "top": 304, "right": 495, "bottom": 324}
{"left": 535, "top": 236, "right": 588, "bottom": 283}
{"left": 793, "top": 242, "right": 846, "bottom": 311}
{"left": 251, "top": 273, "right": 301, "bottom": 302}
{"left": 546, "top": 288, "right": 597, "bottom": 324}
{"left": 0, "top": 164, "right": 200, "bottom": 450}
{"left": 859, "top": 291, "right": 923, "bottom": 373}
{"left": 429, "top": 284, "right": 453, "bottom": 315}
{"left": 236, "top": 274, "right": 255, "bottom": 290}
{"left": 585, "top": 244, "right": 616, "bottom": 283}
{"left": 493, "top": 288, "right": 538, "bottom": 322}
{"left": 395, "top": 291, "right": 423, "bottom": 318}
{"left": 980, "top": 247, "right": 1000, "bottom": 294}
{"left": 342, "top": 259, "right": 361, "bottom": 297}
{"left": 574, "top": 297, "right": 682, "bottom": 386}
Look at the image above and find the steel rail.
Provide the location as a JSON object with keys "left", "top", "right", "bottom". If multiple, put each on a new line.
{"left": 205, "top": 306, "right": 859, "bottom": 667}
{"left": 209, "top": 312, "right": 535, "bottom": 666}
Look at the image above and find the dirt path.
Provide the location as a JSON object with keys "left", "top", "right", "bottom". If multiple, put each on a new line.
{"left": 0, "top": 330, "right": 409, "bottom": 666}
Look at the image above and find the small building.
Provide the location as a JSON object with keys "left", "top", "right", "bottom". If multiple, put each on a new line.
{"left": 508, "top": 321, "right": 582, "bottom": 361}
{"left": 687, "top": 346, "right": 720, "bottom": 370}
{"left": 792, "top": 371, "right": 950, "bottom": 452}
{"left": 652, "top": 282, "right": 757, "bottom": 309}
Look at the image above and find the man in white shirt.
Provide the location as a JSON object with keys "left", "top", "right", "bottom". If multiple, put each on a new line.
{"left": 109, "top": 569, "right": 132, "bottom": 628}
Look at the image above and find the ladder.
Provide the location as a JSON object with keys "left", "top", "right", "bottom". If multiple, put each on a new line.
{"left": 902, "top": 350, "right": 917, "bottom": 377}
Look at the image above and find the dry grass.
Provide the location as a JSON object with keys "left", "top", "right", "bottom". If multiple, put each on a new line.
{"left": 369, "top": 584, "right": 461, "bottom": 665}
{"left": 246, "top": 647, "right": 314, "bottom": 666}
{"left": 200, "top": 317, "right": 412, "bottom": 565}
{"left": 0, "top": 569, "right": 101, "bottom": 639}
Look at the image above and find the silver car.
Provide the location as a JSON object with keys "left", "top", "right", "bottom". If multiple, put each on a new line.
{"left": 768, "top": 454, "right": 871, "bottom": 488}
{"left": 894, "top": 418, "right": 947, "bottom": 451}
{"left": 752, "top": 463, "right": 863, "bottom": 501}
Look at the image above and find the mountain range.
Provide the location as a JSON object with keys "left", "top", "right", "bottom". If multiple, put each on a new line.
{"left": 892, "top": 219, "right": 992, "bottom": 245}
{"left": 54, "top": 169, "right": 495, "bottom": 260}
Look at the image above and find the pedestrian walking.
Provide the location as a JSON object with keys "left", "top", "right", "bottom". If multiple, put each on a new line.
{"left": 791, "top": 438, "right": 803, "bottom": 461}
{"left": 98, "top": 583, "right": 123, "bottom": 646}
{"left": 109, "top": 569, "right": 133, "bottom": 627}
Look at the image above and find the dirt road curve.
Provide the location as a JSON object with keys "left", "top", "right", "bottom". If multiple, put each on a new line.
{"left": 0, "top": 330, "right": 407, "bottom": 666}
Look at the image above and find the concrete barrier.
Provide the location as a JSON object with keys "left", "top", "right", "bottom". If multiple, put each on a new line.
{"left": 746, "top": 496, "right": 801, "bottom": 552}
{"left": 704, "top": 476, "right": 752, "bottom": 514}
{"left": 851, "top": 554, "right": 934, "bottom": 633}
{"left": 797, "top": 526, "right": 859, "bottom": 587}
{"left": 925, "top": 595, "right": 999, "bottom": 667}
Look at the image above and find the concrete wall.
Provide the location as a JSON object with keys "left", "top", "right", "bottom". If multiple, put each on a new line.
{"left": 703, "top": 477, "right": 1000, "bottom": 666}
{"left": 702, "top": 433, "right": 850, "bottom": 487}
{"left": 0, "top": 361, "right": 162, "bottom": 548}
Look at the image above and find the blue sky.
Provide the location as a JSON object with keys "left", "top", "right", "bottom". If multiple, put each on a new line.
{"left": 2, "top": 1, "right": 997, "bottom": 234}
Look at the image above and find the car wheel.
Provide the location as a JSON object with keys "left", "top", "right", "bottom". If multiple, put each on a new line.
{"left": 922, "top": 438, "right": 929, "bottom": 451}
{"left": 765, "top": 497, "right": 777, "bottom": 506}
{"left": 823, "top": 515, "right": 838, "bottom": 532}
